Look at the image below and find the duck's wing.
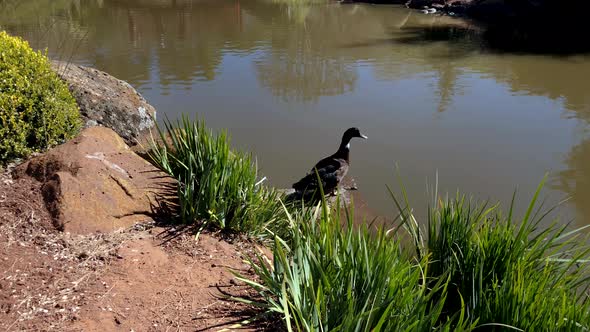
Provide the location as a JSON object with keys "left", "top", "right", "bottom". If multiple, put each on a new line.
{"left": 292, "top": 157, "right": 346, "bottom": 192}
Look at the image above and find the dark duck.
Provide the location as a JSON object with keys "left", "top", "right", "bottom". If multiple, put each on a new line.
{"left": 292, "top": 127, "right": 367, "bottom": 200}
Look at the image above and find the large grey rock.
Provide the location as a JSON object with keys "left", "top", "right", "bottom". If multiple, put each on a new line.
{"left": 51, "top": 61, "right": 156, "bottom": 146}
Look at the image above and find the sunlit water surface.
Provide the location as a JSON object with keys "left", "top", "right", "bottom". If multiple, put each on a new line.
{"left": 3, "top": 0, "right": 590, "bottom": 226}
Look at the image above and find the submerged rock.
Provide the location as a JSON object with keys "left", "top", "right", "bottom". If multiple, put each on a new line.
{"left": 15, "top": 127, "right": 174, "bottom": 234}
{"left": 51, "top": 61, "right": 156, "bottom": 146}
{"left": 281, "top": 176, "right": 359, "bottom": 207}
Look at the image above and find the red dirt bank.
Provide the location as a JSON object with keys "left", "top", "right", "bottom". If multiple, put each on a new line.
{"left": 0, "top": 156, "right": 268, "bottom": 331}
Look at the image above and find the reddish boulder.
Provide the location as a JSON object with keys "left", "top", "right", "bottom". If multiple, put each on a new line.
{"left": 15, "top": 127, "right": 173, "bottom": 234}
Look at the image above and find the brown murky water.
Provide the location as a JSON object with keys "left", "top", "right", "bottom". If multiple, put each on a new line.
{"left": 2, "top": 0, "right": 590, "bottom": 226}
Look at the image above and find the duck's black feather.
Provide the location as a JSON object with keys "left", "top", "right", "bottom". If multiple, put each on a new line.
{"left": 291, "top": 127, "right": 366, "bottom": 200}
{"left": 292, "top": 156, "right": 346, "bottom": 194}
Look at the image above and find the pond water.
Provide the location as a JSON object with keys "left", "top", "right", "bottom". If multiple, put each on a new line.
{"left": 2, "top": 0, "right": 590, "bottom": 226}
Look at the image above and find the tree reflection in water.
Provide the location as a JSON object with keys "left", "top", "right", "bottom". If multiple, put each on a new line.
{"left": 2, "top": 0, "right": 590, "bottom": 224}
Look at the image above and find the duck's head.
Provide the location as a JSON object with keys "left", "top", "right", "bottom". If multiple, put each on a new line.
{"left": 339, "top": 127, "right": 367, "bottom": 151}
{"left": 343, "top": 127, "right": 368, "bottom": 141}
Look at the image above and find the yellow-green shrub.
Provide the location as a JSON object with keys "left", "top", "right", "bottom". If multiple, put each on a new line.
{"left": 0, "top": 31, "right": 80, "bottom": 164}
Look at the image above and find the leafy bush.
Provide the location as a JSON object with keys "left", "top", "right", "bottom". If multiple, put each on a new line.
{"left": 148, "top": 116, "right": 286, "bottom": 238}
{"left": 0, "top": 31, "right": 80, "bottom": 164}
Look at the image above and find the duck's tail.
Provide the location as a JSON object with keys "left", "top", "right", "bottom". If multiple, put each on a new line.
{"left": 292, "top": 172, "right": 318, "bottom": 193}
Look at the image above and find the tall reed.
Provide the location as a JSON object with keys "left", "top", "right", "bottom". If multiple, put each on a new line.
{"left": 149, "top": 117, "right": 590, "bottom": 330}
{"left": 241, "top": 178, "right": 590, "bottom": 331}
{"left": 236, "top": 195, "right": 474, "bottom": 331}
{"left": 394, "top": 177, "right": 590, "bottom": 330}
{"left": 148, "top": 116, "right": 286, "bottom": 239}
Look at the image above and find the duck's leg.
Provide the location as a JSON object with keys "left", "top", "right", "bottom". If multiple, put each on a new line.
{"left": 338, "top": 177, "right": 358, "bottom": 191}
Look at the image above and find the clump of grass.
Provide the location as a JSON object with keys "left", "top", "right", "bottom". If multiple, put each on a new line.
{"left": 236, "top": 194, "right": 474, "bottom": 331}
{"left": 395, "top": 176, "right": 590, "bottom": 330}
{"left": 240, "top": 177, "right": 590, "bottom": 331}
{"left": 148, "top": 116, "right": 286, "bottom": 239}
{"left": 148, "top": 116, "right": 590, "bottom": 330}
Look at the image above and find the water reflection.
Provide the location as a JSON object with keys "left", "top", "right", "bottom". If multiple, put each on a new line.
{"left": 3, "top": 0, "right": 590, "bottom": 105}
{"left": 555, "top": 134, "right": 590, "bottom": 226}
{"left": 2, "top": 0, "right": 590, "bottom": 224}
{"left": 478, "top": 58, "right": 590, "bottom": 116}
{"left": 250, "top": 3, "right": 358, "bottom": 102}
